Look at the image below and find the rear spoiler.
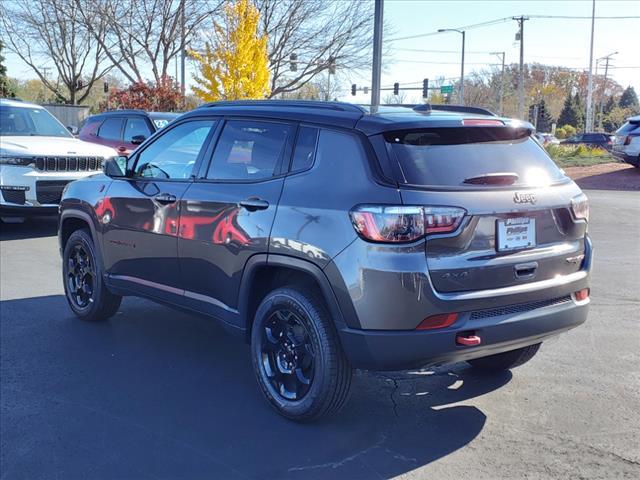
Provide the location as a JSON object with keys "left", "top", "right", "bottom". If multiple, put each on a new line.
{"left": 413, "top": 104, "right": 497, "bottom": 116}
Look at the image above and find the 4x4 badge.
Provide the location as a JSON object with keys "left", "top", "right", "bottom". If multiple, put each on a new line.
{"left": 513, "top": 192, "right": 536, "bottom": 204}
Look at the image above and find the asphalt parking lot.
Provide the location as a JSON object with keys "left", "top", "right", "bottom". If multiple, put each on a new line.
{"left": 1, "top": 189, "right": 639, "bottom": 479}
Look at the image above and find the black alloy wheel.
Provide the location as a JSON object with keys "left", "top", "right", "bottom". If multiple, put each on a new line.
{"left": 261, "top": 308, "right": 315, "bottom": 400}
{"left": 66, "top": 243, "right": 95, "bottom": 309}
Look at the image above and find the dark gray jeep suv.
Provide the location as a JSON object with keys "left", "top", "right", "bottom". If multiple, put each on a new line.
{"left": 59, "top": 101, "right": 592, "bottom": 421}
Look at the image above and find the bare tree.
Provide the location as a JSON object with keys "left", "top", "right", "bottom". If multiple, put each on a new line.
{"left": 76, "top": 0, "right": 221, "bottom": 85}
{"left": 254, "top": 0, "right": 373, "bottom": 97}
{"left": 0, "top": 0, "right": 111, "bottom": 104}
{"left": 383, "top": 91, "right": 408, "bottom": 105}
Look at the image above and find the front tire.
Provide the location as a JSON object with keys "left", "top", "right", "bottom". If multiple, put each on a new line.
{"left": 251, "top": 286, "right": 352, "bottom": 422}
{"left": 62, "top": 229, "right": 121, "bottom": 321}
{"left": 467, "top": 343, "right": 541, "bottom": 371}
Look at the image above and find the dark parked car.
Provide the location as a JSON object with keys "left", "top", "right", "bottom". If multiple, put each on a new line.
{"left": 78, "top": 110, "right": 179, "bottom": 156}
{"left": 59, "top": 101, "right": 592, "bottom": 421}
{"left": 561, "top": 132, "right": 613, "bottom": 150}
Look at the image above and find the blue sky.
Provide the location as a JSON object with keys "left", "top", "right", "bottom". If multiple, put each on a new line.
{"left": 347, "top": 0, "right": 640, "bottom": 102}
{"left": 4, "top": 0, "right": 639, "bottom": 103}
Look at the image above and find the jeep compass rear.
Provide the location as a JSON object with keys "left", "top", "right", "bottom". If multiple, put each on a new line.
{"left": 59, "top": 101, "right": 591, "bottom": 421}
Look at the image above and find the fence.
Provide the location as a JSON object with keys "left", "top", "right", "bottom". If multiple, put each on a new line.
{"left": 41, "top": 104, "right": 91, "bottom": 128}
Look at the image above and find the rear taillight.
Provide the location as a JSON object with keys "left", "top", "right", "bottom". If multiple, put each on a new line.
{"left": 571, "top": 193, "right": 589, "bottom": 222}
{"left": 349, "top": 205, "right": 466, "bottom": 243}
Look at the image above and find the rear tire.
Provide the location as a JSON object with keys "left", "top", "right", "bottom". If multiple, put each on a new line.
{"left": 467, "top": 343, "right": 541, "bottom": 371}
{"left": 63, "top": 229, "right": 121, "bottom": 321}
{"left": 250, "top": 286, "right": 352, "bottom": 422}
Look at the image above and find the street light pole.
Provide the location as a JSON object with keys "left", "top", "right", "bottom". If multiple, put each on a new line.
{"left": 491, "top": 51, "right": 505, "bottom": 115}
{"left": 371, "top": 0, "right": 384, "bottom": 110}
{"left": 597, "top": 51, "right": 617, "bottom": 130}
{"left": 438, "top": 28, "right": 465, "bottom": 105}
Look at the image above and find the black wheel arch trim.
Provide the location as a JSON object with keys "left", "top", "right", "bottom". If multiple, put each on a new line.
{"left": 238, "top": 254, "right": 360, "bottom": 340}
{"left": 58, "top": 207, "right": 104, "bottom": 271}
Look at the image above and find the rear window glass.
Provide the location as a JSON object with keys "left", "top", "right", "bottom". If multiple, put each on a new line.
{"left": 384, "top": 127, "right": 567, "bottom": 188}
{"left": 616, "top": 121, "right": 640, "bottom": 135}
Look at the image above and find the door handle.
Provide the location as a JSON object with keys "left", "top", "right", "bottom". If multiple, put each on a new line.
{"left": 239, "top": 197, "right": 269, "bottom": 211}
{"left": 155, "top": 193, "right": 177, "bottom": 205}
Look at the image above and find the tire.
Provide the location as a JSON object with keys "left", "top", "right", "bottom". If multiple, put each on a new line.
{"left": 467, "top": 343, "right": 541, "bottom": 372}
{"left": 62, "top": 228, "right": 121, "bottom": 321}
{"left": 250, "top": 286, "right": 353, "bottom": 422}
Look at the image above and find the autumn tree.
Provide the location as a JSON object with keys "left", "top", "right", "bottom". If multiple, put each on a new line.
{"left": 103, "top": 76, "right": 182, "bottom": 111}
{"left": 190, "top": 0, "right": 270, "bottom": 101}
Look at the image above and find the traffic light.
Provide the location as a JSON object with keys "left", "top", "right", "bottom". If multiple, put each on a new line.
{"left": 528, "top": 104, "right": 535, "bottom": 122}
{"left": 351, "top": 84, "right": 357, "bottom": 96}
{"left": 422, "top": 78, "right": 429, "bottom": 98}
{"left": 290, "top": 53, "right": 298, "bottom": 72}
{"left": 103, "top": 82, "right": 109, "bottom": 93}
{"left": 76, "top": 79, "right": 84, "bottom": 89}
{"left": 393, "top": 82, "right": 399, "bottom": 95}
{"left": 538, "top": 102, "right": 545, "bottom": 118}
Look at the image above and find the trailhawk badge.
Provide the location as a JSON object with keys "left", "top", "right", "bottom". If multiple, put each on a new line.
{"left": 513, "top": 192, "right": 537, "bottom": 205}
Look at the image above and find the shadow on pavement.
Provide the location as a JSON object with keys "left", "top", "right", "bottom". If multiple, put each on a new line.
{"left": 1, "top": 294, "right": 512, "bottom": 479}
{"left": 0, "top": 216, "right": 58, "bottom": 241}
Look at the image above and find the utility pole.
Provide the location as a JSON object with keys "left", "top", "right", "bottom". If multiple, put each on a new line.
{"left": 371, "top": 0, "right": 384, "bottom": 110}
{"left": 513, "top": 16, "right": 529, "bottom": 120}
{"left": 597, "top": 52, "right": 617, "bottom": 130}
{"left": 491, "top": 51, "right": 505, "bottom": 115}
{"left": 180, "top": 0, "right": 186, "bottom": 107}
{"left": 585, "top": 0, "right": 596, "bottom": 132}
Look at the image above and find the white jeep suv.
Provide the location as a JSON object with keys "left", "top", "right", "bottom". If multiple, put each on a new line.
{"left": 1, "top": 98, "right": 117, "bottom": 221}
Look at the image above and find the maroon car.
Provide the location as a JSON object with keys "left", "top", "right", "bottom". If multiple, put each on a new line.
{"left": 78, "top": 110, "right": 179, "bottom": 156}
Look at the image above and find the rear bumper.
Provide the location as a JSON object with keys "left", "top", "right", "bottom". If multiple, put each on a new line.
{"left": 338, "top": 299, "right": 589, "bottom": 370}
{"left": 612, "top": 150, "right": 639, "bottom": 166}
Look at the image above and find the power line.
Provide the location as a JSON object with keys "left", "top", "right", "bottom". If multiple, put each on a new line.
{"left": 389, "top": 14, "right": 640, "bottom": 42}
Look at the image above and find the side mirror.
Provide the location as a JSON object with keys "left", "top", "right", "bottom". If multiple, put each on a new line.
{"left": 103, "top": 156, "right": 128, "bottom": 178}
{"left": 67, "top": 125, "right": 79, "bottom": 136}
{"left": 131, "top": 135, "right": 146, "bottom": 145}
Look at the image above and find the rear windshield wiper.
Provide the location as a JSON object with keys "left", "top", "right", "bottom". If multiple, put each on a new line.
{"left": 462, "top": 172, "right": 519, "bottom": 186}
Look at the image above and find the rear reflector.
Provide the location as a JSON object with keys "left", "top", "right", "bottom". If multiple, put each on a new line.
{"left": 574, "top": 288, "right": 590, "bottom": 302}
{"left": 416, "top": 313, "right": 458, "bottom": 330}
{"left": 456, "top": 334, "right": 481, "bottom": 346}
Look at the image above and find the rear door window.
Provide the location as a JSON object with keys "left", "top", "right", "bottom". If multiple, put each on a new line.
{"left": 383, "top": 127, "right": 567, "bottom": 188}
{"left": 616, "top": 121, "right": 640, "bottom": 135}
{"left": 98, "top": 118, "right": 124, "bottom": 141}
{"left": 207, "top": 120, "right": 293, "bottom": 181}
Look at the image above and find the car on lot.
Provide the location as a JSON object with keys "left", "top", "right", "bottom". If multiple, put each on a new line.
{"left": 0, "top": 98, "right": 117, "bottom": 222}
{"left": 561, "top": 132, "right": 613, "bottom": 150}
{"left": 78, "top": 110, "right": 179, "bottom": 156}
{"left": 612, "top": 115, "right": 640, "bottom": 167}
{"left": 534, "top": 132, "right": 560, "bottom": 146}
{"left": 58, "top": 101, "right": 592, "bottom": 421}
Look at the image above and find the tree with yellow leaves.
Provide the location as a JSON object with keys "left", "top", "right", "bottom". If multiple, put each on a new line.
{"left": 190, "top": 0, "right": 270, "bottom": 101}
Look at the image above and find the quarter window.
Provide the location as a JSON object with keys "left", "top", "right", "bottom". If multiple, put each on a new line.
{"left": 133, "top": 120, "right": 215, "bottom": 180}
{"left": 98, "top": 118, "right": 124, "bottom": 141}
{"left": 124, "top": 117, "right": 152, "bottom": 142}
{"left": 207, "top": 120, "right": 293, "bottom": 181}
{"left": 291, "top": 126, "right": 319, "bottom": 172}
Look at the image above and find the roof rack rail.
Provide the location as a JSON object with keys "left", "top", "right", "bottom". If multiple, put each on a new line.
{"left": 0, "top": 97, "right": 24, "bottom": 102}
{"left": 414, "top": 104, "right": 497, "bottom": 116}
{"left": 198, "top": 100, "right": 367, "bottom": 113}
{"left": 100, "top": 109, "right": 147, "bottom": 115}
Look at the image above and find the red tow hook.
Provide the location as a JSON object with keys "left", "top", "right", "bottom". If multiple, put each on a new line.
{"left": 456, "top": 333, "right": 482, "bottom": 347}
